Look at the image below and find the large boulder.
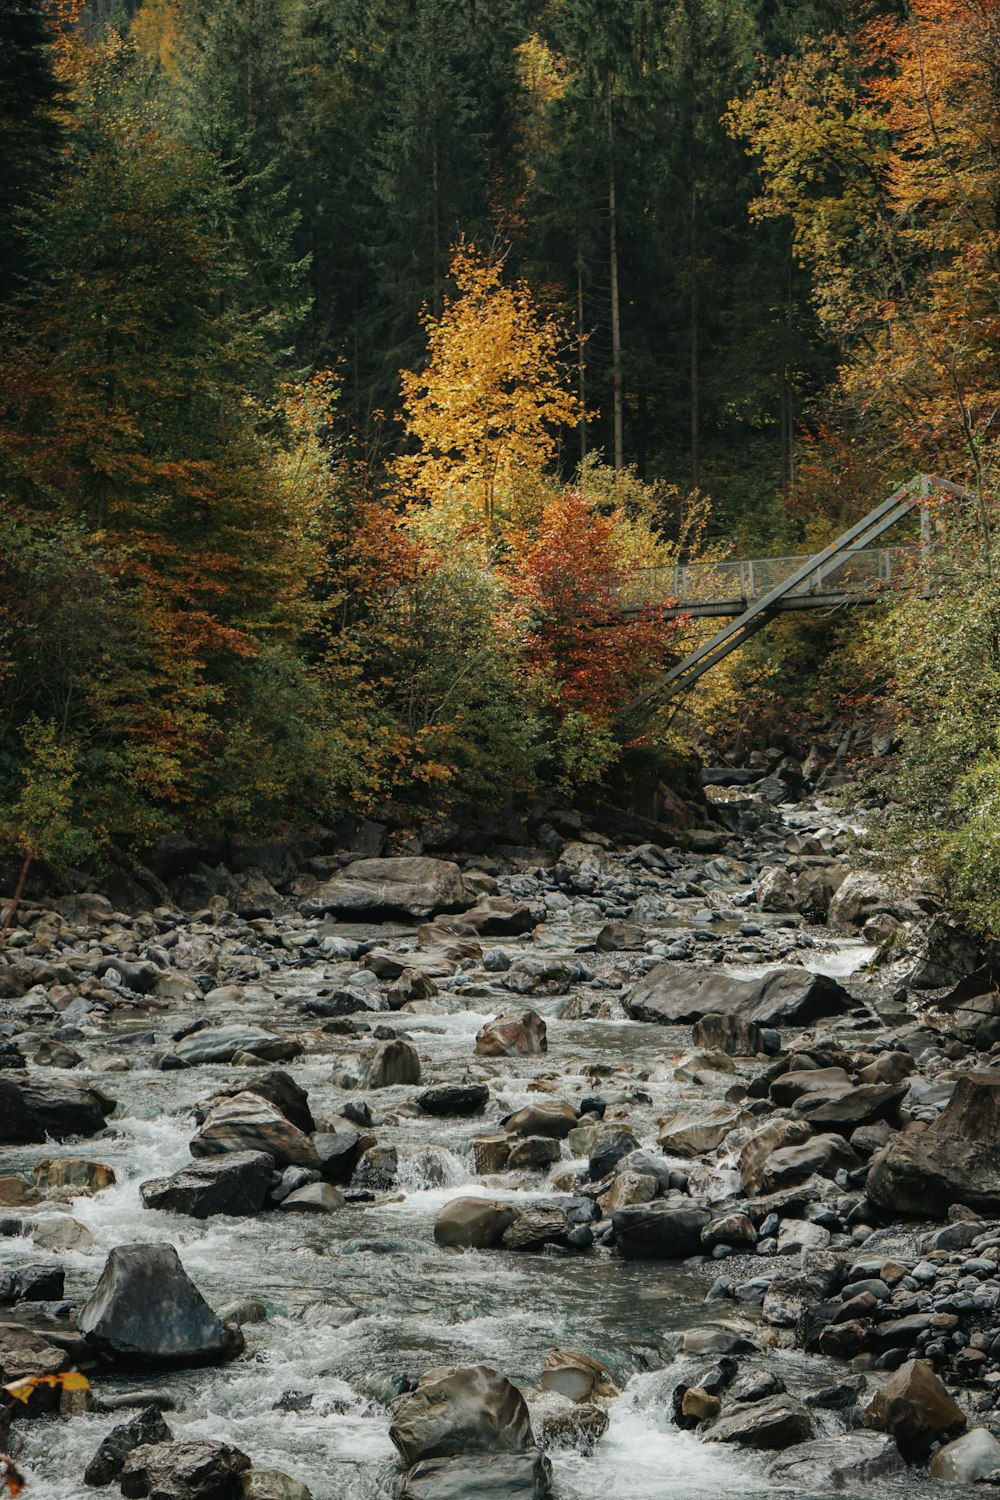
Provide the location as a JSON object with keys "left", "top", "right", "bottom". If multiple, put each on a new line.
{"left": 362, "top": 1040, "right": 421, "bottom": 1089}
{"left": 755, "top": 864, "right": 845, "bottom": 923}
{"left": 706, "top": 1396, "right": 814, "bottom": 1449}
{"left": 120, "top": 1440, "right": 251, "bottom": 1499}
{"left": 84, "top": 1405, "right": 174, "bottom": 1487}
{"left": 929, "top": 1428, "right": 1000, "bottom": 1482}
{"left": 434, "top": 1198, "right": 522, "bottom": 1250}
{"left": 190, "top": 1093, "right": 320, "bottom": 1170}
{"left": 827, "top": 871, "right": 925, "bottom": 932}
{"left": 389, "top": 1364, "right": 536, "bottom": 1467}
{"left": 657, "top": 1103, "right": 744, "bottom": 1157}
{"left": 795, "top": 1083, "right": 907, "bottom": 1134}
{"left": 434, "top": 897, "right": 541, "bottom": 938}
{"left": 0, "top": 1322, "right": 69, "bottom": 1412}
{"left": 861, "top": 1358, "right": 966, "bottom": 1460}
{"left": 612, "top": 1203, "right": 711, "bottom": 1259}
{"left": 174, "top": 1026, "right": 299, "bottom": 1066}
{"left": 0, "top": 1072, "right": 116, "bottom": 1143}
{"left": 504, "top": 1102, "right": 577, "bottom": 1139}
{"left": 78, "top": 1244, "right": 242, "bottom": 1366}
{"left": 867, "top": 1071, "right": 1000, "bottom": 1217}
{"left": 538, "top": 1350, "right": 616, "bottom": 1403}
{"left": 140, "top": 1152, "right": 273, "bottom": 1219}
{"left": 193, "top": 1072, "right": 314, "bottom": 1136}
{"left": 760, "top": 1134, "right": 862, "bottom": 1194}
{"left": 475, "top": 1012, "right": 547, "bottom": 1058}
{"left": 738, "top": 1118, "right": 813, "bottom": 1195}
{"left": 397, "top": 1452, "right": 552, "bottom": 1499}
{"left": 766, "top": 1432, "right": 904, "bottom": 1490}
{"left": 417, "top": 1085, "right": 489, "bottom": 1117}
{"left": 623, "top": 963, "right": 852, "bottom": 1027}
{"left": 307, "top": 857, "right": 474, "bottom": 920}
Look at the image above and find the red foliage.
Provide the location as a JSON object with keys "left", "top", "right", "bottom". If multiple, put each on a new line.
{"left": 502, "top": 491, "right": 676, "bottom": 724}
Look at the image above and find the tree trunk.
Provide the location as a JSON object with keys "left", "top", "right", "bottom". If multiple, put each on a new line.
{"left": 607, "top": 87, "right": 624, "bottom": 472}
{"left": 689, "top": 179, "right": 700, "bottom": 491}
{"left": 577, "top": 252, "right": 587, "bottom": 463}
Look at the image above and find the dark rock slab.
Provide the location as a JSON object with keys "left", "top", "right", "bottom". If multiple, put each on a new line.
{"left": 623, "top": 963, "right": 852, "bottom": 1027}
{"left": 0, "top": 1072, "right": 116, "bottom": 1144}
{"left": 84, "top": 1404, "right": 174, "bottom": 1486}
{"left": 140, "top": 1152, "right": 273, "bottom": 1219}
{"left": 78, "top": 1244, "right": 242, "bottom": 1366}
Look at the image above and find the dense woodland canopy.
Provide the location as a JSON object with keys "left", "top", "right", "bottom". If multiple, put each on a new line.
{"left": 2, "top": 0, "right": 1000, "bottom": 931}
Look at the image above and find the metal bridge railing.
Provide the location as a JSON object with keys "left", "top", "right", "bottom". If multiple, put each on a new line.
{"left": 618, "top": 543, "right": 936, "bottom": 610}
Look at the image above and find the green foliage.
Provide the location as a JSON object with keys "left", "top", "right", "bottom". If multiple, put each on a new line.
{"left": 858, "top": 554, "right": 1000, "bottom": 936}
{"left": 550, "top": 711, "right": 619, "bottom": 798}
{"left": 0, "top": 718, "right": 97, "bottom": 866}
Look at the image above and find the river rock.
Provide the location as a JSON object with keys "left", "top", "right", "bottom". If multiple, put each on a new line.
{"left": 861, "top": 1358, "right": 967, "bottom": 1460}
{"left": 78, "top": 1243, "right": 242, "bottom": 1365}
{"left": 507, "top": 1136, "right": 559, "bottom": 1170}
{"left": 0, "top": 1072, "right": 116, "bottom": 1143}
{"left": 827, "top": 871, "right": 924, "bottom": 932}
{"left": 363, "top": 1040, "right": 421, "bottom": 1088}
{"left": 739, "top": 1119, "right": 813, "bottom": 1195}
{"left": 191, "top": 1093, "right": 320, "bottom": 1169}
{"left": 596, "top": 922, "right": 646, "bottom": 951}
{"left": 389, "top": 1364, "right": 536, "bottom": 1466}
{"left": 867, "top": 1071, "right": 1000, "bottom": 1217}
{"left": 84, "top": 1404, "right": 174, "bottom": 1486}
{"left": 396, "top": 1451, "right": 552, "bottom": 1499}
{"left": 313, "top": 1130, "right": 368, "bottom": 1184}
{"left": 702, "top": 1211, "right": 757, "bottom": 1251}
{"left": 438, "top": 896, "right": 541, "bottom": 937}
{"left": 502, "top": 958, "right": 573, "bottom": 996}
{"left": 0, "top": 1322, "right": 69, "bottom": 1412}
{"left": 761, "top": 1134, "right": 862, "bottom": 1193}
{"left": 33, "top": 1156, "right": 116, "bottom": 1193}
{"left": 538, "top": 1350, "right": 616, "bottom": 1403}
{"left": 434, "top": 1198, "right": 521, "bottom": 1249}
{"left": 539, "top": 1404, "right": 609, "bottom": 1454}
{"left": 241, "top": 1473, "right": 313, "bottom": 1500}
{"left": 692, "top": 1013, "right": 766, "bottom": 1056}
{"left": 504, "top": 1101, "right": 577, "bottom": 1139}
{"left": 475, "top": 1011, "right": 547, "bottom": 1057}
{"left": 307, "top": 857, "right": 473, "bottom": 920}
{"left": 623, "top": 963, "right": 852, "bottom": 1027}
{"left": 928, "top": 1428, "right": 1000, "bottom": 1482}
{"left": 140, "top": 1152, "right": 273, "bottom": 1218}
{"left": 755, "top": 865, "right": 843, "bottom": 922}
{"left": 195, "top": 1072, "right": 315, "bottom": 1136}
{"left": 501, "top": 1208, "right": 572, "bottom": 1251}
{"left": 174, "top": 1025, "right": 298, "bottom": 1066}
{"left": 120, "top": 1439, "right": 251, "bottom": 1499}
{"left": 417, "top": 1084, "right": 489, "bottom": 1116}
{"left": 767, "top": 1431, "right": 904, "bottom": 1490}
{"left": 598, "top": 1171, "right": 658, "bottom": 1213}
{"left": 657, "top": 1103, "right": 744, "bottom": 1157}
{"left": 706, "top": 1396, "right": 814, "bottom": 1449}
{"left": 279, "top": 1182, "right": 345, "bottom": 1213}
{"left": 795, "top": 1083, "right": 907, "bottom": 1133}
{"left": 588, "top": 1129, "right": 639, "bottom": 1181}
{"left": 612, "top": 1203, "right": 711, "bottom": 1259}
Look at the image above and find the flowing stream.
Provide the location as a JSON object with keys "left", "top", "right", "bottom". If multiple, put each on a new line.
{"left": 3, "top": 798, "right": 981, "bottom": 1500}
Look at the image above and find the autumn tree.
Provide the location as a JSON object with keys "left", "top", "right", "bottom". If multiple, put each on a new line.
{"left": 391, "top": 246, "right": 585, "bottom": 539}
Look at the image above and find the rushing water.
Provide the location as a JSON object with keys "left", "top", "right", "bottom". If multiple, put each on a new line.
{"left": 3, "top": 818, "right": 983, "bottom": 1499}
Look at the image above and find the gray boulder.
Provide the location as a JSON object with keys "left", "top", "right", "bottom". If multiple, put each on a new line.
{"left": 363, "top": 1040, "right": 421, "bottom": 1088}
{"left": 612, "top": 1203, "right": 711, "bottom": 1259}
{"left": 475, "top": 1012, "right": 547, "bottom": 1057}
{"left": 120, "top": 1439, "right": 250, "bottom": 1499}
{"left": 174, "top": 1026, "right": 299, "bottom": 1066}
{"left": 623, "top": 963, "right": 852, "bottom": 1027}
{"left": 867, "top": 1071, "right": 1000, "bottom": 1217}
{"left": 78, "top": 1244, "right": 242, "bottom": 1365}
{"left": 84, "top": 1404, "right": 174, "bottom": 1486}
{"left": 929, "top": 1428, "right": 1000, "bottom": 1482}
{"left": 307, "top": 857, "right": 474, "bottom": 920}
{"left": 827, "top": 871, "right": 925, "bottom": 932}
{"left": 389, "top": 1364, "right": 536, "bottom": 1466}
{"left": 0, "top": 1072, "right": 116, "bottom": 1143}
{"left": 435, "top": 1198, "right": 522, "bottom": 1249}
{"left": 706, "top": 1395, "right": 814, "bottom": 1449}
{"left": 140, "top": 1152, "right": 273, "bottom": 1218}
{"left": 396, "top": 1452, "right": 552, "bottom": 1499}
{"left": 190, "top": 1093, "right": 320, "bottom": 1169}
{"left": 767, "top": 1431, "right": 904, "bottom": 1490}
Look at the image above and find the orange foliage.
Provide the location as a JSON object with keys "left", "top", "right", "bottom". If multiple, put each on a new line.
{"left": 502, "top": 490, "right": 676, "bottom": 725}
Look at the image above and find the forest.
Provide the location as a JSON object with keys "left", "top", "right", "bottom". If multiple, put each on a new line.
{"left": 2, "top": 0, "right": 1000, "bottom": 934}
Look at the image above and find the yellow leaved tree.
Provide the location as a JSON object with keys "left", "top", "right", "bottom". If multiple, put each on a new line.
{"left": 390, "top": 246, "right": 586, "bottom": 543}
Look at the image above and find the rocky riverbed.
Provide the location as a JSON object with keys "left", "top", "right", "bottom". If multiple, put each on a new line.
{"left": 2, "top": 761, "right": 1000, "bottom": 1499}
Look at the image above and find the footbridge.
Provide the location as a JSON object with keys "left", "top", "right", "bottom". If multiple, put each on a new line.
{"left": 625, "top": 473, "right": 966, "bottom": 714}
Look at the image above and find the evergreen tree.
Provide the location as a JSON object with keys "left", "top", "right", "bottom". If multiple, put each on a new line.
{"left": 0, "top": 0, "right": 66, "bottom": 301}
